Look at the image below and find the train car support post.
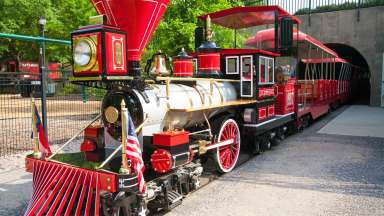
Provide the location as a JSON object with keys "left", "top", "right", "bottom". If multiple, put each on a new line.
{"left": 39, "top": 16, "right": 48, "bottom": 136}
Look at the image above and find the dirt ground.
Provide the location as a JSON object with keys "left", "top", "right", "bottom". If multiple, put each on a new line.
{"left": 0, "top": 94, "right": 100, "bottom": 156}
{"left": 0, "top": 94, "right": 100, "bottom": 119}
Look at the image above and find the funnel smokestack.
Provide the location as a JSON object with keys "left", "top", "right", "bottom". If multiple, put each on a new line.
{"left": 91, "top": 0, "right": 169, "bottom": 75}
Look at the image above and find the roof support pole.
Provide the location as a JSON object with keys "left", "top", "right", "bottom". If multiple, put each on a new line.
{"left": 274, "top": 10, "right": 279, "bottom": 53}
{"left": 321, "top": 51, "right": 324, "bottom": 80}
{"left": 308, "top": 0, "right": 312, "bottom": 26}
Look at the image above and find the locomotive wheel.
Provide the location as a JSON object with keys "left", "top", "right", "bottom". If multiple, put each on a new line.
{"left": 260, "top": 139, "right": 272, "bottom": 151}
{"left": 212, "top": 117, "right": 241, "bottom": 173}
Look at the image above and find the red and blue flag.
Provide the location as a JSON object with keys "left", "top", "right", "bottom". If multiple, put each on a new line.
{"left": 33, "top": 105, "right": 52, "bottom": 155}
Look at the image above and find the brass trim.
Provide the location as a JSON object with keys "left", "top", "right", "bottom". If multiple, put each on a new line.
{"left": 105, "top": 106, "right": 119, "bottom": 124}
{"left": 156, "top": 77, "right": 240, "bottom": 83}
{"left": 73, "top": 36, "right": 98, "bottom": 73}
{"left": 69, "top": 76, "right": 103, "bottom": 81}
{"left": 169, "top": 99, "right": 257, "bottom": 113}
{"left": 106, "top": 76, "right": 134, "bottom": 81}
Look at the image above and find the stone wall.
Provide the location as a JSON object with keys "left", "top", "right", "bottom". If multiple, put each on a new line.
{"left": 297, "top": 6, "right": 384, "bottom": 106}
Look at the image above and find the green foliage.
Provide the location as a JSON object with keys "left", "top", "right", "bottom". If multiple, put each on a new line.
{"left": 1, "top": 0, "right": 248, "bottom": 68}
{"left": 57, "top": 83, "right": 81, "bottom": 96}
{"left": 295, "top": 0, "right": 384, "bottom": 15}
{"left": 142, "top": 0, "right": 245, "bottom": 64}
{"left": 87, "top": 87, "right": 107, "bottom": 100}
{"left": 51, "top": 152, "right": 101, "bottom": 170}
{"left": 0, "top": 0, "right": 96, "bottom": 63}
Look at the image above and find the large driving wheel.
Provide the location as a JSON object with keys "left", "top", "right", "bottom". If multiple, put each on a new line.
{"left": 213, "top": 117, "right": 241, "bottom": 173}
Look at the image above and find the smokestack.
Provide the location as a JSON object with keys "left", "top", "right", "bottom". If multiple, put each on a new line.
{"left": 91, "top": 0, "right": 170, "bottom": 76}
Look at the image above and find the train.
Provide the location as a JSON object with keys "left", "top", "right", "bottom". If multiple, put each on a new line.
{"left": 0, "top": 60, "right": 62, "bottom": 96}
{"left": 24, "top": 2, "right": 354, "bottom": 216}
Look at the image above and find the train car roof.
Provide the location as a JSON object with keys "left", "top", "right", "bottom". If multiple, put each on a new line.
{"left": 245, "top": 28, "right": 339, "bottom": 57}
{"left": 219, "top": 48, "right": 280, "bottom": 57}
{"left": 190, "top": 48, "right": 280, "bottom": 57}
{"left": 198, "top": 6, "right": 301, "bottom": 29}
{"left": 301, "top": 57, "right": 348, "bottom": 64}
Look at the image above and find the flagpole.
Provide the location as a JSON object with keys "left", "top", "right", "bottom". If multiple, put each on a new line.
{"left": 31, "top": 98, "right": 41, "bottom": 159}
{"left": 97, "top": 115, "right": 148, "bottom": 170}
{"left": 119, "top": 100, "right": 131, "bottom": 174}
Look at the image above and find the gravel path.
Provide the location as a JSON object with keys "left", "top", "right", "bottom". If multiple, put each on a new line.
{"left": 0, "top": 106, "right": 383, "bottom": 216}
{"left": 168, "top": 107, "right": 384, "bottom": 216}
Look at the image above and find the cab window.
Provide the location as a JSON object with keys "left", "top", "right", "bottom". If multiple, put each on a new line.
{"left": 259, "top": 56, "right": 274, "bottom": 85}
{"left": 226, "top": 56, "right": 239, "bottom": 75}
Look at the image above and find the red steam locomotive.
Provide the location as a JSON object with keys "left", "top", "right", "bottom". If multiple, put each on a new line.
{"left": 24, "top": 1, "right": 353, "bottom": 215}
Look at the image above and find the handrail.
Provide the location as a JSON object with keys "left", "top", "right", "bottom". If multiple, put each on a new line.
{"left": 47, "top": 114, "right": 101, "bottom": 159}
{"left": 96, "top": 116, "right": 149, "bottom": 170}
{"left": 0, "top": 33, "right": 71, "bottom": 45}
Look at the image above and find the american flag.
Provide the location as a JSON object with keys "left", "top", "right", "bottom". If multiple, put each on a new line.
{"left": 124, "top": 111, "right": 147, "bottom": 194}
{"left": 33, "top": 105, "right": 52, "bottom": 155}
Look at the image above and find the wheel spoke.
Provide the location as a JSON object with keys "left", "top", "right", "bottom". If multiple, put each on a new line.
{"left": 217, "top": 119, "right": 241, "bottom": 172}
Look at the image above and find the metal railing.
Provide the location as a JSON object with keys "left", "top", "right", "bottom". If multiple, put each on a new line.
{"left": 245, "top": 0, "right": 384, "bottom": 15}
{"left": 0, "top": 70, "right": 104, "bottom": 156}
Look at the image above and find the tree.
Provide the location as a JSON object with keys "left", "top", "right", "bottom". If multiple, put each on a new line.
{"left": 142, "top": 0, "right": 245, "bottom": 63}
{"left": 0, "top": 0, "right": 95, "bottom": 63}
{"left": 0, "top": 0, "right": 250, "bottom": 65}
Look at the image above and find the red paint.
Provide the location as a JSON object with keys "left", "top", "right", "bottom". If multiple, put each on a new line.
{"left": 198, "top": 53, "right": 220, "bottom": 72}
{"left": 258, "top": 107, "right": 267, "bottom": 121}
{"left": 105, "top": 32, "right": 127, "bottom": 75}
{"left": 173, "top": 59, "right": 194, "bottom": 77}
{"left": 80, "top": 139, "right": 96, "bottom": 152}
{"left": 217, "top": 120, "right": 240, "bottom": 171}
{"left": 247, "top": 28, "right": 339, "bottom": 57}
{"left": 258, "top": 87, "right": 275, "bottom": 98}
{"left": 84, "top": 126, "right": 100, "bottom": 138}
{"left": 24, "top": 159, "right": 113, "bottom": 216}
{"left": 153, "top": 131, "right": 189, "bottom": 147}
{"left": 297, "top": 102, "right": 329, "bottom": 120}
{"left": 268, "top": 105, "right": 275, "bottom": 117}
{"left": 150, "top": 149, "right": 173, "bottom": 173}
{"left": 6, "top": 61, "right": 62, "bottom": 80}
{"left": 276, "top": 79, "right": 295, "bottom": 115}
{"left": 25, "top": 157, "right": 116, "bottom": 192}
{"left": 302, "top": 58, "right": 348, "bottom": 64}
{"left": 198, "top": 6, "right": 301, "bottom": 28}
{"left": 219, "top": 48, "right": 280, "bottom": 57}
{"left": 90, "top": 0, "right": 170, "bottom": 61}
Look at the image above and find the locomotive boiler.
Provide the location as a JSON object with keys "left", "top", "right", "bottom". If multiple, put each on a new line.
{"left": 102, "top": 79, "right": 238, "bottom": 137}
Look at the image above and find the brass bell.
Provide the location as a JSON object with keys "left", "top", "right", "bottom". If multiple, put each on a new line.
{"left": 151, "top": 51, "right": 170, "bottom": 76}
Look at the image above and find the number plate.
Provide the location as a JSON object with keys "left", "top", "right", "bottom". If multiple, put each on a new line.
{"left": 31, "top": 81, "right": 41, "bottom": 85}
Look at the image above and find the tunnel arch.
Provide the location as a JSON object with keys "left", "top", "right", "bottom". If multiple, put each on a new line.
{"left": 325, "top": 43, "right": 371, "bottom": 105}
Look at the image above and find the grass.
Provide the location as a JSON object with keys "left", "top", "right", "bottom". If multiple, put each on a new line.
{"left": 50, "top": 152, "right": 101, "bottom": 170}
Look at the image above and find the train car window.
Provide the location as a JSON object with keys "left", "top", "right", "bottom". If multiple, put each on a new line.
{"left": 275, "top": 56, "right": 297, "bottom": 77}
{"left": 226, "top": 56, "right": 239, "bottom": 75}
{"left": 259, "top": 58, "right": 266, "bottom": 83}
{"left": 259, "top": 56, "right": 274, "bottom": 85}
{"left": 268, "top": 58, "right": 274, "bottom": 83}
{"left": 241, "top": 55, "right": 253, "bottom": 97}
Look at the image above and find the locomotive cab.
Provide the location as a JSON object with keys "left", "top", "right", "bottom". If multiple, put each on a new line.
{"left": 196, "top": 6, "right": 300, "bottom": 135}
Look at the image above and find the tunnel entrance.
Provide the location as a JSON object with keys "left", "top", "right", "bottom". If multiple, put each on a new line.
{"left": 325, "top": 43, "right": 371, "bottom": 105}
